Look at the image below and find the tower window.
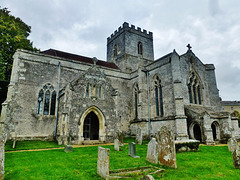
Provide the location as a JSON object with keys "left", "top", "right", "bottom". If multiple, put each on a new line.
{"left": 138, "top": 42, "right": 143, "bottom": 55}
{"left": 37, "top": 83, "right": 56, "bottom": 115}
{"left": 113, "top": 44, "right": 117, "bottom": 57}
{"left": 134, "top": 84, "right": 139, "bottom": 119}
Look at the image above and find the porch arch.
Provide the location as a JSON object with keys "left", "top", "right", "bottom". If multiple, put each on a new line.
{"left": 189, "top": 122, "right": 202, "bottom": 142}
{"left": 79, "top": 106, "right": 106, "bottom": 142}
{"left": 211, "top": 121, "right": 220, "bottom": 141}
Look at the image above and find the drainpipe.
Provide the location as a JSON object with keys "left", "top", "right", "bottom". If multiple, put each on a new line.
{"left": 54, "top": 62, "right": 61, "bottom": 138}
{"left": 147, "top": 71, "right": 151, "bottom": 140}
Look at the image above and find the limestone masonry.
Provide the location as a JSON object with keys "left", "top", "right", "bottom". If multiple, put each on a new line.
{"left": 1, "top": 22, "right": 239, "bottom": 145}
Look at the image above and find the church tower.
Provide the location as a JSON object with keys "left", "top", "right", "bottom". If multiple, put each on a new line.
{"left": 107, "top": 22, "right": 154, "bottom": 72}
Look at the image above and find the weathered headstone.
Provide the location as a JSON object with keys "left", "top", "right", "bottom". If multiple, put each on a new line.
{"left": 128, "top": 142, "right": 139, "bottom": 158}
{"left": 146, "top": 138, "right": 158, "bottom": 164}
{"left": 233, "top": 149, "right": 240, "bottom": 169}
{"left": 97, "top": 147, "right": 110, "bottom": 179}
{"left": 158, "top": 126, "right": 177, "bottom": 168}
{"left": 228, "top": 138, "right": 239, "bottom": 152}
{"left": 64, "top": 145, "right": 73, "bottom": 153}
{"left": 114, "top": 139, "right": 120, "bottom": 151}
{"left": 116, "top": 130, "right": 124, "bottom": 146}
{"left": 0, "top": 139, "right": 4, "bottom": 180}
{"left": 136, "top": 128, "right": 142, "bottom": 145}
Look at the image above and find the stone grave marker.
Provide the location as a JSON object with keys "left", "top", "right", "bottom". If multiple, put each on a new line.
{"left": 0, "top": 138, "right": 4, "bottom": 180}
{"left": 158, "top": 126, "right": 177, "bottom": 168}
{"left": 136, "top": 128, "right": 142, "bottom": 145}
{"left": 97, "top": 146, "right": 110, "bottom": 179}
{"left": 128, "top": 142, "right": 139, "bottom": 158}
{"left": 228, "top": 138, "right": 239, "bottom": 152}
{"left": 146, "top": 138, "right": 158, "bottom": 164}
{"left": 114, "top": 139, "right": 120, "bottom": 151}
{"left": 141, "top": 175, "right": 155, "bottom": 180}
{"left": 116, "top": 130, "right": 124, "bottom": 146}
{"left": 233, "top": 149, "right": 240, "bottom": 169}
{"left": 64, "top": 134, "right": 73, "bottom": 153}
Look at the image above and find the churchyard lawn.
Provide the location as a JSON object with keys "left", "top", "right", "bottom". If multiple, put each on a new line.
{"left": 4, "top": 140, "right": 240, "bottom": 179}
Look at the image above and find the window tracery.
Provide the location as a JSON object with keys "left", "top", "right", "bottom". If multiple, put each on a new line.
{"left": 154, "top": 76, "right": 164, "bottom": 116}
{"left": 37, "top": 83, "right": 56, "bottom": 115}
{"left": 188, "top": 72, "right": 202, "bottom": 104}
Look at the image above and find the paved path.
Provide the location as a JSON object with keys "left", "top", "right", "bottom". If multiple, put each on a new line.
{"left": 5, "top": 143, "right": 115, "bottom": 153}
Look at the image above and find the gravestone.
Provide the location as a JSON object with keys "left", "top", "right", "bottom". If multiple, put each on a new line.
{"left": 228, "top": 138, "right": 239, "bottom": 152}
{"left": 146, "top": 138, "right": 158, "bottom": 164}
{"left": 114, "top": 139, "right": 120, "bottom": 151}
{"left": 0, "top": 138, "right": 4, "bottom": 180}
{"left": 64, "top": 134, "right": 73, "bottom": 152}
{"left": 116, "top": 130, "right": 124, "bottom": 146}
{"left": 97, "top": 147, "right": 110, "bottom": 179}
{"left": 233, "top": 149, "right": 240, "bottom": 169}
{"left": 136, "top": 128, "right": 142, "bottom": 145}
{"left": 128, "top": 142, "right": 139, "bottom": 158}
{"left": 158, "top": 126, "right": 177, "bottom": 168}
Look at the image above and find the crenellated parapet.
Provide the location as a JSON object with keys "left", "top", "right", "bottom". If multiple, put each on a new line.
{"left": 107, "top": 22, "right": 153, "bottom": 43}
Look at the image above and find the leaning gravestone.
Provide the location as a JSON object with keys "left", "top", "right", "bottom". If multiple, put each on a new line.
{"left": 114, "top": 139, "right": 120, "bottom": 151}
{"left": 228, "top": 138, "right": 239, "bottom": 152}
{"left": 116, "top": 130, "right": 124, "bottom": 146}
{"left": 128, "top": 142, "right": 139, "bottom": 158}
{"left": 97, "top": 147, "right": 110, "bottom": 179}
{"left": 0, "top": 138, "right": 4, "bottom": 180}
{"left": 136, "top": 128, "right": 142, "bottom": 145}
{"left": 158, "top": 126, "right": 177, "bottom": 168}
{"left": 146, "top": 138, "right": 158, "bottom": 164}
{"left": 233, "top": 149, "right": 240, "bottom": 169}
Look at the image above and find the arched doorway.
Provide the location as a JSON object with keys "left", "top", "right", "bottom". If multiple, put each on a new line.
{"left": 83, "top": 111, "right": 99, "bottom": 140}
{"left": 193, "top": 124, "right": 202, "bottom": 141}
{"left": 211, "top": 123, "right": 216, "bottom": 141}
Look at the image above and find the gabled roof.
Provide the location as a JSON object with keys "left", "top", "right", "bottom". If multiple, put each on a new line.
{"left": 41, "top": 49, "right": 119, "bottom": 70}
{"left": 221, "top": 101, "right": 240, "bottom": 106}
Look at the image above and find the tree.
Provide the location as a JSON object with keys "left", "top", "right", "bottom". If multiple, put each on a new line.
{"left": 0, "top": 7, "right": 38, "bottom": 81}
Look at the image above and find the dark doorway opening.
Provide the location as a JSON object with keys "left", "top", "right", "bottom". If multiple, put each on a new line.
{"left": 83, "top": 111, "right": 99, "bottom": 140}
{"left": 193, "top": 124, "right": 202, "bottom": 142}
{"left": 211, "top": 123, "right": 217, "bottom": 141}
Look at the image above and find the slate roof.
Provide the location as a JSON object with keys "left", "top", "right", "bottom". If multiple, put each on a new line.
{"left": 221, "top": 101, "right": 240, "bottom": 106}
{"left": 41, "top": 49, "right": 119, "bottom": 70}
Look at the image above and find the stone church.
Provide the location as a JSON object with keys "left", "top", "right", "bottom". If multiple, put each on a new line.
{"left": 1, "top": 22, "right": 239, "bottom": 145}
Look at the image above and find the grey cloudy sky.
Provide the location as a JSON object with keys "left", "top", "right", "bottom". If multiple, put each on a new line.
{"left": 2, "top": 0, "right": 240, "bottom": 100}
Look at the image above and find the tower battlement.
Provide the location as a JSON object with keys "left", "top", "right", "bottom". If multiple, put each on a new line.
{"left": 107, "top": 22, "right": 153, "bottom": 43}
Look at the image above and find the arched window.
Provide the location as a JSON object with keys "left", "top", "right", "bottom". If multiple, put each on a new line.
{"left": 134, "top": 84, "right": 139, "bottom": 119}
{"left": 154, "top": 76, "right": 164, "bottom": 116}
{"left": 138, "top": 42, "right": 143, "bottom": 55}
{"left": 37, "top": 83, "right": 56, "bottom": 115}
{"left": 188, "top": 72, "right": 202, "bottom": 104}
{"left": 113, "top": 44, "right": 117, "bottom": 57}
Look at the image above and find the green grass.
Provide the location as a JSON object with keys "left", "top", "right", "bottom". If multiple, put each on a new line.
{"left": 4, "top": 141, "right": 240, "bottom": 179}
{"left": 5, "top": 140, "right": 64, "bottom": 151}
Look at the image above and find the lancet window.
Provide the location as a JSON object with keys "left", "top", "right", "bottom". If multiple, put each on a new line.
{"left": 138, "top": 42, "right": 143, "bottom": 55}
{"left": 188, "top": 72, "right": 202, "bottom": 104}
{"left": 154, "top": 76, "right": 164, "bottom": 116}
{"left": 113, "top": 44, "right": 117, "bottom": 57}
{"left": 37, "top": 83, "right": 56, "bottom": 115}
{"left": 134, "top": 84, "right": 139, "bottom": 119}
{"left": 85, "top": 83, "right": 103, "bottom": 99}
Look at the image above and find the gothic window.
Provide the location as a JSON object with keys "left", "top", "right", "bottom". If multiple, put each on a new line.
{"left": 134, "top": 84, "right": 139, "bottom": 119}
{"left": 37, "top": 83, "right": 57, "bottom": 115}
{"left": 188, "top": 72, "right": 202, "bottom": 105}
{"left": 113, "top": 44, "right": 117, "bottom": 57}
{"left": 138, "top": 42, "right": 143, "bottom": 55}
{"left": 154, "top": 76, "right": 164, "bottom": 116}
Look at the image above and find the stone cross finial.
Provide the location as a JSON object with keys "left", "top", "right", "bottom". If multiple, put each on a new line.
{"left": 93, "top": 57, "right": 98, "bottom": 65}
{"left": 187, "top": 44, "right": 192, "bottom": 51}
